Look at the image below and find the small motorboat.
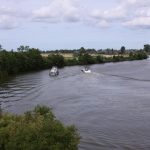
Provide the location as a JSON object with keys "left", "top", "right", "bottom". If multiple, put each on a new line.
{"left": 49, "top": 66, "right": 59, "bottom": 76}
{"left": 81, "top": 66, "right": 91, "bottom": 73}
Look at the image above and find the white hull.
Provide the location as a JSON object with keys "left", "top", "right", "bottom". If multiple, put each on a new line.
{"left": 49, "top": 67, "right": 59, "bottom": 76}
{"left": 81, "top": 69, "right": 91, "bottom": 73}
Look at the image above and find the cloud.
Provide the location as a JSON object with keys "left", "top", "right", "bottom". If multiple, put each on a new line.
{"left": 97, "top": 20, "right": 110, "bottom": 28}
{"left": 89, "top": 0, "right": 150, "bottom": 29}
{"left": 1, "top": 0, "right": 150, "bottom": 30}
{"left": 0, "top": 3, "right": 31, "bottom": 30}
{"left": 121, "top": 0, "right": 150, "bottom": 28}
{"left": 32, "top": 0, "right": 128, "bottom": 28}
{"left": 32, "top": 0, "right": 81, "bottom": 23}
{"left": 0, "top": 15, "right": 18, "bottom": 30}
{"left": 123, "top": 17, "right": 150, "bottom": 29}
{"left": 0, "top": 6, "right": 18, "bottom": 29}
{"left": 125, "top": 0, "right": 150, "bottom": 7}
{"left": 88, "top": 6, "right": 127, "bottom": 28}
{"left": 90, "top": 6, "right": 127, "bottom": 21}
{"left": 86, "top": 1, "right": 128, "bottom": 28}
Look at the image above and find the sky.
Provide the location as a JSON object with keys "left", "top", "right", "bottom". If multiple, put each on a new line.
{"left": 0, "top": 0, "right": 150, "bottom": 50}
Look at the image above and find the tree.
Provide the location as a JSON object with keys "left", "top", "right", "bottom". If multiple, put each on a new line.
{"left": 129, "top": 52, "right": 133, "bottom": 58}
{"left": 47, "top": 54, "right": 65, "bottom": 68}
{"left": 26, "top": 48, "right": 44, "bottom": 70}
{"left": 0, "top": 45, "right": 2, "bottom": 51}
{"left": 17, "top": 45, "right": 30, "bottom": 52}
{"left": 96, "top": 55, "right": 105, "bottom": 63}
{"left": 78, "top": 53, "right": 95, "bottom": 65}
{"left": 0, "top": 106, "right": 80, "bottom": 150}
{"left": 120, "top": 46, "right": 126, "bottom": 54}
{"left": 79, "top": 47, "right": 86, "bottom": 55}
{"left": 144, "top": 44, "right": 150, "bottom": 52}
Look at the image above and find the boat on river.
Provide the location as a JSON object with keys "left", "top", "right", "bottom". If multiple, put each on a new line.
{"left": 81, "top": 66, "right": 91, "bottom": 73}
{"left": 49, "top": 66, "right": 59, "bottom": 76}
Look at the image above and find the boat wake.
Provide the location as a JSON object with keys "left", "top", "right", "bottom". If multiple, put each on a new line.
{"left": 49, "top": 71, "right": 150, "bottom": 83}
{"left": 94, "top": 72, "right": 150, "bottom": 82}
{"left": 49, "top": 72, "right": 82, "bottom": 81}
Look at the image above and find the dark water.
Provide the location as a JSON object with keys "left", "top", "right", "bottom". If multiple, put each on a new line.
{"left": 1, "top": 59, "right": 150, "bottom": 150}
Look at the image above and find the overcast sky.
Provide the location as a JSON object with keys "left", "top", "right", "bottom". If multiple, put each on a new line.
{"left": 0, "top": 0, "right": 150, "bottom": 50}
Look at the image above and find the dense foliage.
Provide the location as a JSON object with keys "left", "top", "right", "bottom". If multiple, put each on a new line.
{"left": 65, "top": 47, "right": 148, "bottom": 65}
{"left": 47, "top": 54, "right": 65, "bottom": 68}
{"left": 0, "top": 48, "right": 44, "bottom": 81}
{"left": 78, "top": 47, "right": 95, "bottom": 65}
{"left": 144, "top": 44, "right": 150, "bottom": 53}
{"left": 0, "top": 105, "right": 80, "bottom": 150}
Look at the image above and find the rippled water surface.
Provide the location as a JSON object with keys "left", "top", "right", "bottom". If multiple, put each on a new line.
{"left": 1, "top": 59, "right": 150, "bottom": 150}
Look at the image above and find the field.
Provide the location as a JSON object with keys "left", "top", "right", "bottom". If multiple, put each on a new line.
{"left": 41, "top": 53, "right": 125, "bottom": 59}
{"left": 41, "top": 53, "right": 73, "bottom": 59}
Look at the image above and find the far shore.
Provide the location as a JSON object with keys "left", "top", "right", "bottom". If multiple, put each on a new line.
{"left": 41, "top": 53, "right": 129, "bottom": 59}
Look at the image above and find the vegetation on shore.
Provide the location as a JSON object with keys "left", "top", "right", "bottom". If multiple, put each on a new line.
{"left": 0, "top": 105, "right": 80, "bottom": 150}
{"left": 0, "top": 44, "right": 149, "bottom": 82}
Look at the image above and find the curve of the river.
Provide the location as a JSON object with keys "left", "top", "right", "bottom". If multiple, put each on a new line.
{"left": 1, "top": 59, "right": 150, "bottom": 150}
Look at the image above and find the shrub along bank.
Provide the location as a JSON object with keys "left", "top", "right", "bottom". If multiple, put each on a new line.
{"left": 0, "top": 105, "right": 80, "bottom": 150}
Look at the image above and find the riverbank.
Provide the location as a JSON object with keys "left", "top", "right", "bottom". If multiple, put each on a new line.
{"left": 1, "top": 59, "right": 150, "bottom": 150}
{"left": 0, "top": 49, "right": 148, "bottom": 82}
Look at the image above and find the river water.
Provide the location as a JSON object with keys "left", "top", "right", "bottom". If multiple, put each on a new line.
{"left": 1, "top": 59, "right": 150, "bottom": 150}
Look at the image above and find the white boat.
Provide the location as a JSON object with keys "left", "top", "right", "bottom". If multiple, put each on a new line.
{"left": 81, "top": 66, "right": 91, "bottom": 73}
{"left": 49, "top": 66, "right": 59, "bottom": 76}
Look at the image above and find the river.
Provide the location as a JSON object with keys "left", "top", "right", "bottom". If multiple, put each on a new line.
{"left": 1, "top": 59, "right": 150, "bottom": 150}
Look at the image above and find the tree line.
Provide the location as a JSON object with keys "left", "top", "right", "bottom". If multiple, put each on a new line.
{"left": 65, "top": 47, "right": 148, "bottom": 65}
{"left": 0, "top": 45, "right": 148, "bottom": 82}
{"left": 42, "top": 45, "right": 150, "bottom": 55}
{"left": 0, "top": 47, "right": 44, "bottom": 81}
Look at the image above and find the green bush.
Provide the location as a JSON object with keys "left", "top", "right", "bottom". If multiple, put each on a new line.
{"left": 0, "top": 106, "right": 80, "bottom": 150}
{"left": 0, "top": 49, "right": 44, "bottom": 77}
{"left": 65, "top": 58, "right": 79, "bottom": 66}
{"left": 129, "top": 51, "right": 148, "bottom": 60}
{"left": 96, "top": 55, "right": 105, "bottom": 63}
{"left": 47, "top": 54, "right": 65, "bottom": 68}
